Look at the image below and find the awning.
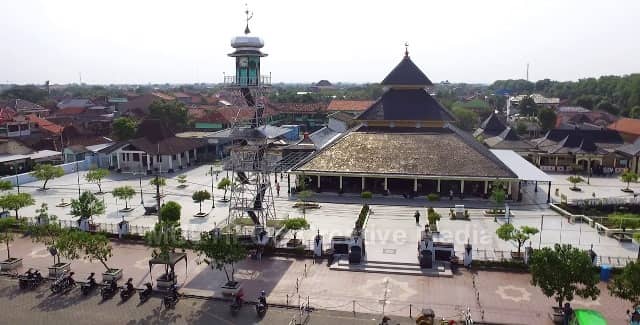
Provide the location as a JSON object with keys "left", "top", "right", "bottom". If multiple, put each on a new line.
{"left": 490, "top": 149, "right": 553, "bottom": 182}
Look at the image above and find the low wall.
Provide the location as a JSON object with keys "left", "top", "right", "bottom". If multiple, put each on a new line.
{"left": 0, "top": 159, "right": 91, "bottom": 186}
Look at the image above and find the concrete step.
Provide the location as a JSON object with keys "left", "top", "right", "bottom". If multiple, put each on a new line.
{"left": 330, "top": 259, "right": 453, "bottom": 277}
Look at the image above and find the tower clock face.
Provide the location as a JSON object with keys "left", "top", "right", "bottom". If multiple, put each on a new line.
{"left": 239, "top": 57, "right": 249, "bottom": 67}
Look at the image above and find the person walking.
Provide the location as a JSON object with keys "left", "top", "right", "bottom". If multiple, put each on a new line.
{"left": 276, "top": 182, "right": 280, "bottom": 196}
{"left": 414, "top": 210, "right": 420, "bottom": 224}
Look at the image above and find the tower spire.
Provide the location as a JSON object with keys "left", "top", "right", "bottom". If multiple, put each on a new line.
{"left": 404, "top": 42, "right": 409, "bottom": 57}
{"left": 244, "top": 3, "right": 253, "bottom": 35}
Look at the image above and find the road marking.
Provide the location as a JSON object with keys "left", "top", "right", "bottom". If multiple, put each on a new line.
{"left": 495, "top": 285, "right": 531, "bottom": 302}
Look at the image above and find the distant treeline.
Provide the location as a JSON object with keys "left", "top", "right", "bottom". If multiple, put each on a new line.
{"left": 490, "top": 74, "right": 640, "bottom": 116}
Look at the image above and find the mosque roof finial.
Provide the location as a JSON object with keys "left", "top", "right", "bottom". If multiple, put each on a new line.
{"left": 244, "top": 3, "right": 253, "bottom": 35}
{"left": 404, "top": 42, "right": 409, "bottom": 57}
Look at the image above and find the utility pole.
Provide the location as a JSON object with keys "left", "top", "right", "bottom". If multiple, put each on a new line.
{"left": 210, "top": 166, "right": 216, "bottom": 208}
{"left": 139, "top": 174, "right": 144, "bottom": 204}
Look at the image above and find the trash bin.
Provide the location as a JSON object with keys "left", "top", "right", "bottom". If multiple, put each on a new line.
{"left": 600, "top": 264, "right": 612, "bottom": 281}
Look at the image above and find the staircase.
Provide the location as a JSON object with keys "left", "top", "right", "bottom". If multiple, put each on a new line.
{"left": 330, "top": 258, "right": 453, "bottom": 277}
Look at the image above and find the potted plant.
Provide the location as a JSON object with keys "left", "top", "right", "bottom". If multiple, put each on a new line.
{"left": 567, "top": 175, "right": 585, "bottom": 192}
{"left": 195, "top": 231, "right": 247, "bottom": 296}
{"left": 0, "top": 218, "right": 22, "bottom": 270}
{"left": 112, "top": 186, "right": 136, "bottom": 212}
{"left": 144, "top": 201, "right": 183, "bottom": 288}
{"left": 283, "top": 218, "right": 310, "bottom": 248}
{"left": 217, "top": 177, "right": 231, "bottom": 202}
{"left": 176, "top": 175, "right": 188, "bottom": 188}
{"left": 70, "top": 191, "right": 106, "bottom": 231}
{"left": 81, "top": 232, "right": 121, "bottom": 282}
{"left": 192, "top": 190, "right": 211, "bottom": 217}
{"left": 28, "top": 212, "right": 69, "bottom": 277}
{"left": 620, "top": 171, "right": 638, "bottom": 193}
{"left": 50, "top": 229, "right": 83, "bottom": 278}
{"left": 495, "top": 223, "right": 539, "bottom": 259}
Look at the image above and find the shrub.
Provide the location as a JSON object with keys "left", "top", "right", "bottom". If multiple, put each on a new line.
{"left": 607, "top": 213, "right": 640, "bottom": 229}
{"left": 426, "top": 193, "right": 440, "bottom": 201}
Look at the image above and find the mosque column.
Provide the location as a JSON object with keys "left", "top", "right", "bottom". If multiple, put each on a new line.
{"left": 437, "top": 179, "right": 441, "bottom": 192}
{"left": 460, "top": 180, "right": 465, "bottom": 194}
{"left": 384, "top": 178, "right": 388, "bottom": 191}
{"left": 413, "top": 178, "right": 418, "bottom": 192}
{"left": 317, "top": 175, "right": 321, "bottom": 189}
{"left": 339, "top": 176, "right": 343, "bottom": 191}
{"left": 361, "top": 177, "right": 365, "bottom": 191}
{"left": 484, "top": 180, "right": 489, "bottom": 195}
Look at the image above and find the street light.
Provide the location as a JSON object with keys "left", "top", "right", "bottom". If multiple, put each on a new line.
{"left": 209, "top": 166, "right": 216, "bottom": 208}
{"left": 75, "top": 161, "right": 81, "bottom": 199}
{"left": 9, "top": 164, "right": 22, "bottom": 193}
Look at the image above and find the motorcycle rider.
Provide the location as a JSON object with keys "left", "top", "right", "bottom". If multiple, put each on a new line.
{"left": 258, "top": 290, "right": 267, "bottom": 307}
{"left": 125, "top": 278, "right": 134, "bottom": 292}
{"left": 87, "top": 272, "right": 96, "bottom": 286}
{"left": 65, "top": 272, "right": 75, "bottom": 286}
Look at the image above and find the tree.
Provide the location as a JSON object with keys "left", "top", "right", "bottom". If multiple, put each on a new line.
{"left": 112, "top": 186, "right": 136, "bottom": 210}
{"left": 596, "top": 100, "right": 620, "bottom": 115}
{"left": 54, "top": 229, "right": 84, "bottom": 262}
{"left": 192, "top": 190, "right": 211, "bottom": 214}
{"left": 0, "top": 85, "right": 48, "bottom": 103}
{"left": 537, "top": 107, "right": 557, "bottom": 133}
{"left": 159, "top": 201, "right": 181, "bottom": 224}
{"left": 0, "top": 218, "right": 20, "bottom": 260}
{"left": 452, "top": 107, "right": 478, "bottom": 131}
{"left": 620, "top": 171, "right": 638, "bottom": 191}
{"left": 490, "top": 180, "right": 506, "bottom": 213}
{"left": 70, "top": 191, "right": 106, "bottom": 220}
{"left": 567, "top": 175, "right": 585, "bottom": 190}
{"left": 31, "top": 164, "right": 64, "bottom": 190}
{"left": 518, "top": 95, "right": 538, "bottom": 116}
{"left": 630, "top": 106, "right": 640, "bottom": 119}
{"left": 0, "top": 180, "right": 13, "bottom": 192}
{"left": 360, "top": 191, "right": 373, "bottom": 206}
{"left": 145, "top": 214, "right": 183, "bottom": 279}
{"left": 195, "top": 232, "right": 247, "bottom": 286}
{"left": 28, "top": 207, "right": 64, "bottom": 264}
{"left": 297, "top": 190, "right": 314, "bottom": 218}
{"left": 149, "top": 100, "right": 189, "bottom": 131}
{"left": 112, "top": 117, "right": 138, "bottom": 141}
{"left": 217, "top": 177, "right": 231, "bottom": 201}
{"left": 0, "top": 193, "right": 35, "bottom": 218}
{"left": 608, "top": 261, "right": 640, "bottom": 308}
{"left": 496, "top": 223, "right": 539, "bottom": 256}
{"left": 150, "top": 177, "right": 167, "bottom": 197}
{"left": 81, "top": 232, "right": 114, "bottom": 271}
{"left": 283, "top": 218, "right": 310, "bottom": 242}
{"left": 516, "top": 121, "right": 528, "bottom": 135}
{"left": 530, "top": 244, "right": 600, "bottom": 308}
{"left": 85, "top": 168, "right": 109, "bottom": 193}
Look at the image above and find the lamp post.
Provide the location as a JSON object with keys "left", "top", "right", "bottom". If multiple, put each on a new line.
{"left": 10, "top": 164, "right": 22, "bottom": 193}
{"left": 210, "top": 166, "right": 216, "bottom": 208}
{"left": 75, "top": 161, "right": 81, "bottom": 199}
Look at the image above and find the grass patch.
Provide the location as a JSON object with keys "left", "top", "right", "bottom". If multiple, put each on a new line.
{"left": 233, "top": 217, "right": 285, "bottom": 228}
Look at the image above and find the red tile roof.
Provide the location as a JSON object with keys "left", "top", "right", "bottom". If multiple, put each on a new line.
{"left": 608, "top": 118, "right": 640, "bottom": 136}
{"left": 26, "top": 114, "right": 64, "bottom": 135}
{"left": 55, "top": 107, "right": 86, "bottom": 115}
{"left": 150, "top": 92, "right": 175, "bottom": 101}
{"left": 271, "top": 102, "right": 327, "bottom": 113}
{"left": 0, "top": 108, "right": 16, "bottom": 124}
{"left": 327, "top": 100, "right": 374, "bottom": 112}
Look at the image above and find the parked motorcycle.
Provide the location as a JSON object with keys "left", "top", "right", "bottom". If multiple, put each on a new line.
{"left": 80, "top": 272, "right": 97, "bottom": 295}
{"left": 120, "top": 278, "right": 135, "bottom": 301}
{"left": 51, "top": 271, "right": 76, "bottom": 294}
{"left": 18, "top": 269, "right": 43, "bottom": 290}
{"left": 139, "top": 283, "right": 153, "bottom": 303}
{"left": 100, "top": 279, "right": 118, "bottom": 300}
{"left": 163, "top": 285, "right": 179, "bottom": 309}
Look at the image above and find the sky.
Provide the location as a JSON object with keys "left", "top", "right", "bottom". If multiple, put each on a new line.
{"left": 1, "top": 0, "right": 639, "bottom": 85}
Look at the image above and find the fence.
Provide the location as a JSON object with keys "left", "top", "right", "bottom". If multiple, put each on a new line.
{"left": 22, "top": 217, "right": 210, "bottom": 241}
{"left": 469, "top": 248, "right": 635, "bottom": 268}
{"left": 0, "top": 158, "right": 91, "bottom": 187}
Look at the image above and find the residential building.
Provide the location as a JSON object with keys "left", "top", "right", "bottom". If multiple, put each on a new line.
{"left": 608, "top": 118, "right": 640, "bottom": 142}
{"left": 327, "top": 99, "right": 374, "bottom": 115}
